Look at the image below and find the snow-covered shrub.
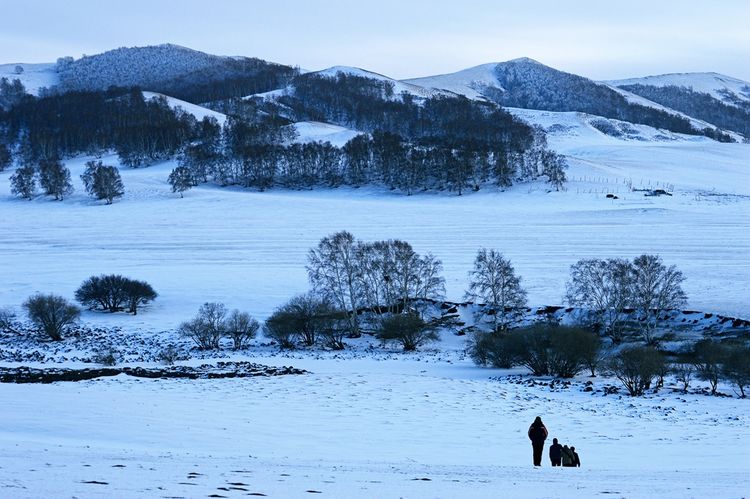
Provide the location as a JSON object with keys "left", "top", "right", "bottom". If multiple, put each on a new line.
{"left": 155, "top": 344, "right": 186, "bottom": 365}
{"left": 92, "top": 346, "right": 120, "bottom": 366}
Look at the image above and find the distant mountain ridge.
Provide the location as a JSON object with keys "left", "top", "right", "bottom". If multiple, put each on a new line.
{"left": 1, "top": 43, "right": 748, "bottom": 140}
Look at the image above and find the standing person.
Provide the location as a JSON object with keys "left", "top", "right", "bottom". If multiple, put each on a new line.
{"left": 549, "top": 438, "right": 563, "bottom": 466}
{"left": 562, "top": 445, "right": 575, "bottom": 467}
{"left": 527, "top": 416, "right": 548, "bottom": 466}
{"left": 570, "top": 446, "right": 581, "bottom": 467}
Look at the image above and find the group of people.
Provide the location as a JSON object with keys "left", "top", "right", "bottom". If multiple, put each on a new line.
{"left": 527, "top": 416, "right": 581, "bottom": 467}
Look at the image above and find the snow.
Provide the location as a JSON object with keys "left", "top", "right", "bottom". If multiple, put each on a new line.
{"left": 1, "top": 108, "right": 749, "bottom": 497}
{"left": 0, "top": 348, "right": 748, "bottom": 497}
{"left": 142, "top": 91, "right": 227, "bottom": 125}
{"left": 608, "top": 72, "right": 750, "bottom": 108}
{"left": 291, "top": 121, "right": 362, "bottom": 147}
{"left": 0, "top": 62, "right": 58, "bottom": 95}
{"left": 314, "top": 65, "right": 453, "bottom": 99}
{"left": 403, "top": 62, "right": 502, "bottom": 100}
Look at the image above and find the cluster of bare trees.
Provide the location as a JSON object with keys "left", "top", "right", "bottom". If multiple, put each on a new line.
{"left": 306, "top": 231, "right": 446, "bottom": 338}
{"left": 10, "top": 159, "right": 74, "bottom": 201}
{"left": 565, "top": 255, "right": 687, "bottom": 344}
{"left": 178, "top": 302, "right": 259, "bottom": 350}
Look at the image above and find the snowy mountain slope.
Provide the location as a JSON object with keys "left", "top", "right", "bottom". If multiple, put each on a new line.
{"left": 609, "top": 72, "right": 750, "bottom": 108}
{"left": 403, "top": 60, "right": 513, "bottom": 100}
{"left": 291, "top": 121, "right": 362, "bottom": 147}
{"left": 0, "top": 62, "right": 58, "bottom": 95}
{"left": 315, "top": 65, "right": 454, "bottom": 99}
{"left": 601, "top": 84, "right": 744, "bottom": 140}
{"left": 404, "top": 59, "right": 736, "bottom": 139}
{"left": 55, "top": 44, "right": 226, "bottom": 92}
{"left": 142, "top": 91, "right": 227, "bottom": 125}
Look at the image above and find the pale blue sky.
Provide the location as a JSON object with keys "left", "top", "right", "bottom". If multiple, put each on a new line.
{"left": 2, "top": 0, "right": 749, "bottom": 81}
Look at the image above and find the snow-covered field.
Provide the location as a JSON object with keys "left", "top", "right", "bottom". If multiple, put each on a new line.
{"left": 1, "top": 124, "right": 749, "bottom": 497}
{"left": 2, "top": 346, "right": 749, "bottom": 498}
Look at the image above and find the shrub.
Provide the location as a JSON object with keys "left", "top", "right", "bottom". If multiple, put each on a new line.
{"left": 23, "top": 293, "right": 80, "bottom": 341}
{"left": 179, "top": 302, "right": 227, "bottom": 350}
{"left": 376, "top": 312, "right": 439, "bottom": 351}
{"left": 75, "top": 274, "right": 157, "bottom": 314}
{"left": 506, "top": 326, "right": 551, "bottom": 376}
{"left": 92, "top": 346, "right": 120, "bottom": 366}
{"left": 607, "top": 346, "right": 665, "bottom": 396}
{"left": 672, "top": 363, "right": 694, "bottom": 393}
{"left": 548, "top": 327, "right": 599, "bottom": 378}
{"left": 263, "top": 309, "right": 298, "bottom": 349}
{"left": 122, "top": 278, "right": 157, "bottom": 315}
{"left": 691, "top": 340, "right": 727, "bottom": 395}
{"left": 156, "top": 344, "right": 185, "bottom": 365}
{"left": 466, "top": 331, "right": 515, "bottom": 368}
{"left": 722, "top": 344, "right": 750, "bottom": 398}
{"left": 0, "top": 307, "right": 17, "bottom": 332}
{"left": 224, "top": 309, "right": 260, "bottom": 350}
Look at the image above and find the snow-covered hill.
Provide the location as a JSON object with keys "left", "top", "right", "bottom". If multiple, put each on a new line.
{"left": 609, "top": 72, "right": 750, "bottom": 108}
{"left": 291, "top": 121, "right": 362, "bottom": 146}
{"left": 142, "top": 91, "right": 228, "bottom": 125}
{"left": 0, "top": 62, "right": 58, "bottom": 95}
{"left": 55, "top": 44, "right": 226, "bottom": 92}
{"left": 315, "top": 65, "right": 453, "bottom": 100}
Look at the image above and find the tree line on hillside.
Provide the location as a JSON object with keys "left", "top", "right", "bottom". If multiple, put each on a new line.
{"left": 485, "top": 62, "right": 735, "bottom": 142}
{"left": 2, "top": 75, "right": 567, "bottom": 195}
{"left": 618, "top": 84, "right": 750, "bottom": 138}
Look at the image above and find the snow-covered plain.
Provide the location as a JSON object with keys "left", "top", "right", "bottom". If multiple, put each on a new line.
{"left": 1, "top": 120, "right": 749, "bottom": 498}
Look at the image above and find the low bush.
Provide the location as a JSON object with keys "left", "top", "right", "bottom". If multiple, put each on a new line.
{"left": 23, "top": 293, "right": 80, "bottom": 341}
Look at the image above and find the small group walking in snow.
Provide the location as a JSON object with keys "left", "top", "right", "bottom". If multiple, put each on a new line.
{"left": 528, "top": 417, "right": 581, "bottom": 467}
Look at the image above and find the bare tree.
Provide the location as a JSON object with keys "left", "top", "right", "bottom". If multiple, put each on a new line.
{"left": 10, "top": 165, "right": 36, "bottom": 200}
{"left": 81, "top": 161, "right": 124, "bottom": 204}
{"left": 307, "top": 231, "right": 362, "bottom": 336}
{"left": 565, "top": 258, "right": 633, "bottom": 343}
{"left": 224, "top": 309, "right": 260, "bottom": 350}
{"left": 465, "top": 249, "right": 527, "bottom": 332}
{"left": 122, "top": 279, "right": 158, "bottom": 315}
{"left": 631, "top": 254, "right": 687, "bottom": 345}
{"left": 168, "top": 165, "right": 194, "bottom": 198}
{"left": 179, "top": 302, "right": 227, "bottom": 350}
{"left": 38, "top": 159, "right": 74, "bottom": 200}
{"left": 23, "top": 293, "right": 80, "bottom": 341}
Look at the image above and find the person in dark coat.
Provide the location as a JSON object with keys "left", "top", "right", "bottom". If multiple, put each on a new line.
{"left": 549, "top": 438, "right": 563, "bottom": 466}
{"left": 527, "top": 416, "right": 548, "bottom": 466}
{"left": 570, "top": 446, "right": 581, "bottom": 467}
{"left": 561, "top": 445, "right": 575, "bottom": 467}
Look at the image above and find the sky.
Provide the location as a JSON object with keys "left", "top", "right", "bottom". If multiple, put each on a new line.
{"left": 2, "top": 0, "right": 749, "bottom": 81}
